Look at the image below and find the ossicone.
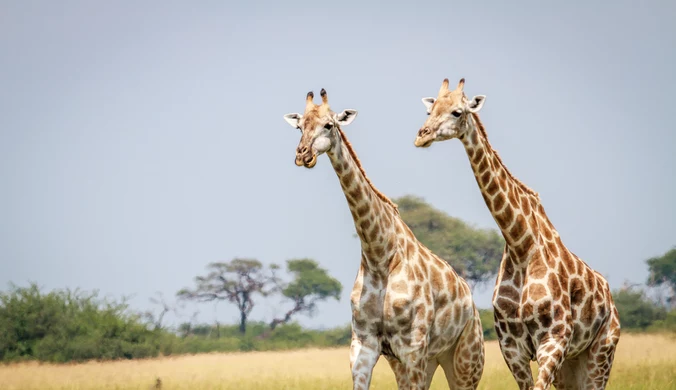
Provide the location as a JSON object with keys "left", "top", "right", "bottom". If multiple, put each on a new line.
{"left": 439, "top": 78, "right": 450, "bottom": 94}
{"left": 456, "top": 78, "right": 465, "bottom": 91}
{"left": 306, "top": 91, "right": 315, "bottom": 108}
{"left": 320, "top": 88, "right": 328, "bottom": 105}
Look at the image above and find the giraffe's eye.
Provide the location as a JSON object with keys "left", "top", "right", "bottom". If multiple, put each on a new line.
{"left": 324, "top": 123, "right": 333, "bottom": 130}
{"left": 452, "top": 110, "right": 462, "bottom": 118}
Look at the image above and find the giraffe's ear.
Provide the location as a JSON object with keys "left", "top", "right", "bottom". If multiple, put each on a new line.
{"left": 335, "top": 109, "right": 358, "bottom": 126}
{"left": 467, "top": 95, "right": 486, "bottom": 113}
{"left": 283, "top": 113, "right": 302, "bottom": 128}
{"left": 422, "top": 97, "right": 435, "bottom": 113}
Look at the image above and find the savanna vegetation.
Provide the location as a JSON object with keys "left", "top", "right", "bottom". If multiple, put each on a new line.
{"left": 1, "top": 334, "right": 674, "bottom": 390}
{"left": 0, "top": 197, "right": 674, "bottom": 365}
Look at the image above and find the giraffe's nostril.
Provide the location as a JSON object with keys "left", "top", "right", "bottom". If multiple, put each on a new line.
{"left": 419, "top": 128, "right": 431, "bottom": 137}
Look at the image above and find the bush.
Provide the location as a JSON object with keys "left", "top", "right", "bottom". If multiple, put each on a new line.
{"left": 171, "top": 321, "right": 352, "bottom": 354}
{"left": 647, "top": 309, "right": 676, "bottom": 332}
{"left": 0, "top": 283, "right": 163, "bottom": 362}
{"left": 478, "top": 309, "right": 497, "bottom": 340}
{"left": 612, "top": 287, "right": 668, "bottom": 331}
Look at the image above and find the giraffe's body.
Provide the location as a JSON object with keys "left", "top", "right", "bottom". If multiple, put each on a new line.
{"left": 284, "top": 90, "right": 484, "bottom": 390}
{"left": 414, "top": 79, "right": 621, "bottom": 390}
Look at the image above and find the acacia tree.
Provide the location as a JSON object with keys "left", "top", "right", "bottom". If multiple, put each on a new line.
{"left": 647, "top": 247, "right": 676, "bottom": 308}
{"left": 270, "top": 259, "right": 342, "bottom": 330}
{"left": 394, "top": 195, "right": 504, "bottom": 290}
{"left": 177, "top": 259, "right": 279, "bottom": 334}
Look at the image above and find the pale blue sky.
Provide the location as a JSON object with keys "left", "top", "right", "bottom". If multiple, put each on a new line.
{"left": 1, "top": 1, "right": 674, "bottom": 329}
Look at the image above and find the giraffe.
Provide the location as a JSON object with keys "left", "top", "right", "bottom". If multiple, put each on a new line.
{"left": 283, "top": 89, "right": 485, "bottom": 390}
{"left": 412, "top": 78, "right": 621, "bottom": 390}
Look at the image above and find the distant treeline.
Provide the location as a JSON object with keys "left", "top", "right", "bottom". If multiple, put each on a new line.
{"left": 1, "top": 197, "right": 673, "bottom": 363}
{"left": 0, "top": 282, "right": 674, "bottom": 363}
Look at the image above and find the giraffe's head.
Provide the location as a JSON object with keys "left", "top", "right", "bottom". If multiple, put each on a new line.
{"left": 283, "top": 89, "right": 358, "bottom": 168}
{"left": 414, "top": 78, "right": 486, "bottom": 148}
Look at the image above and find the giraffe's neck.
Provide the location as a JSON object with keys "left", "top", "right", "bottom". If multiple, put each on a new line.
{"left": 327, "top": 129, "right": 398, "bottom": 271}
{"left": 460, "top": 114, "right": 544, "bottom": 263}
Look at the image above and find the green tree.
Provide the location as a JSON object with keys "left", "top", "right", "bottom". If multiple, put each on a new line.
{"left": 394, "top": 195, "right": 504, "bottom": 289}
{"left": 177, "top": 259, "right": 279, "bottom": 334}
{"left": 612, "top": 286, "right": 667, "bottom": 330}
{"left": 646, "top": 247, "right": 676, "bottom": 307}
{"left": 270, "top": 259, "right": 342, "bottom": 330}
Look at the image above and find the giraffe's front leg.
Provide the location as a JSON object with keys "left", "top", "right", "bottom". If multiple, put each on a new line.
{"left": 533, "top": 335, "right": 570, "bottom": 390}
{"left": 496, "top": 336, "right": 534, "bottom": 390}
{"left": 494, "top": 317, "right": 534, "bottom": 390}
{"left": 350, "top": 334, "right": 380, "bottom": 390}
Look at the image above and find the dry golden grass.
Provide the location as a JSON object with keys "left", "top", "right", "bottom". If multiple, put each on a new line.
{"left": 0, "top": 333, "right": 674, "bottom": 390}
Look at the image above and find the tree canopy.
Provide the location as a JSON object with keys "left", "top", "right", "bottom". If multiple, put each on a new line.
{"left": 177, "top": 259, "right": 279, "bottom": 334}
{"left": 394, "top": 195, "right": 504, "bottom": 289}
{"left": 270, "top": 259, "right": 342, "bottom": 329}
{"left": 646, "top": 247, "right": 676, "bottom": 307}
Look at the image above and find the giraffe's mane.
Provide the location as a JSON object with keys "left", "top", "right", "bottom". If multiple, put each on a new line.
{"left": 471, "top": 113, "right": 539, "bottom": 198}
{"left": 337, "top": 128, "right": 399, "bottom": 213}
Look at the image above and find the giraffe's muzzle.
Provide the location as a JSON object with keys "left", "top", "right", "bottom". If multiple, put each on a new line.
{"left": 414, "top": 127, "right": 435, "bottom": 148}
{"left": 295, "top": 144, "right": 318, "bottom": 168}
{"left": 295, "top": 152, "right": 317, "bottom": 168}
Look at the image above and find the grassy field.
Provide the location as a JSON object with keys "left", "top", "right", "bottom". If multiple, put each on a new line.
{"left": 0, "top": 333, "right": 674, "bottom": 390}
